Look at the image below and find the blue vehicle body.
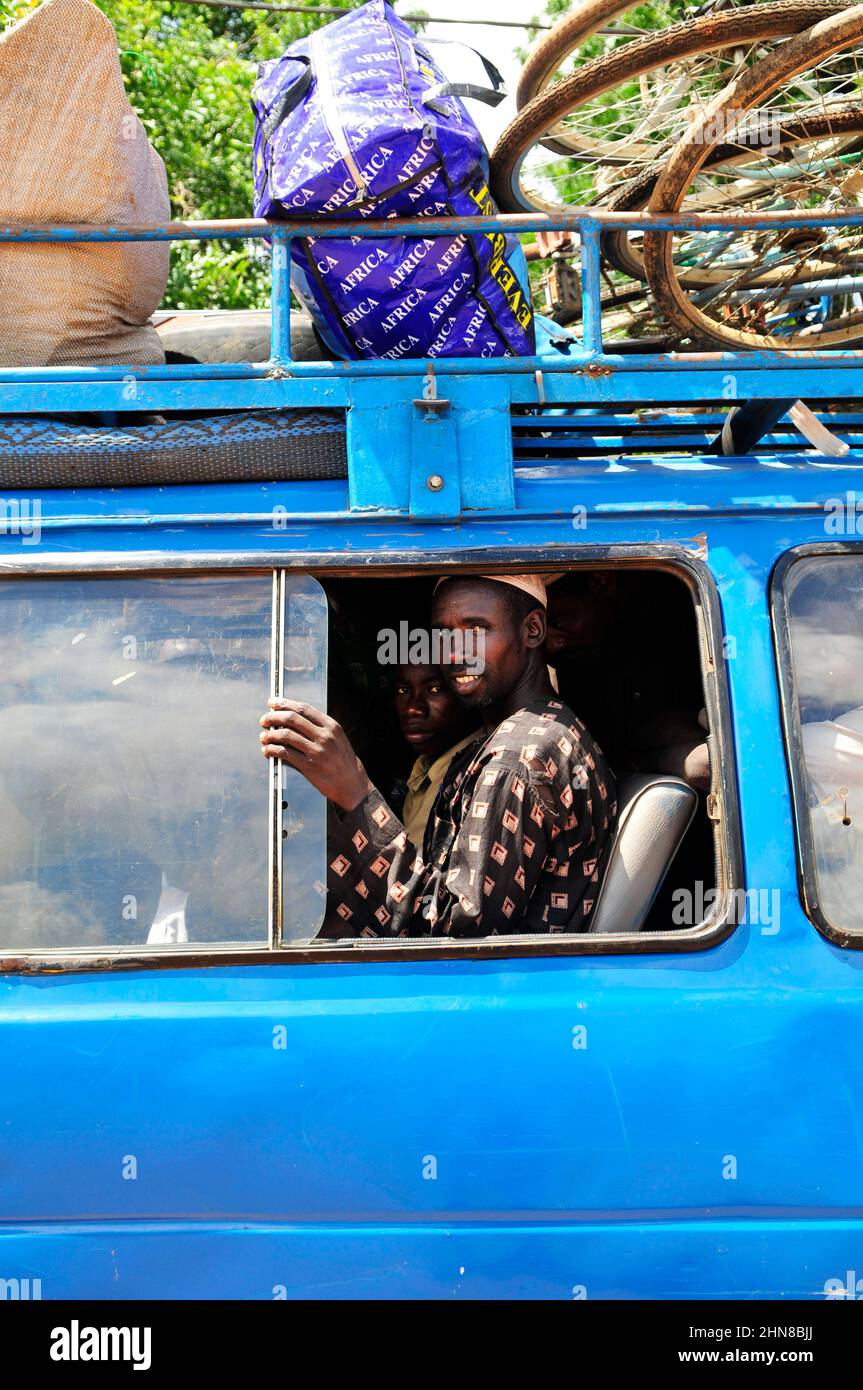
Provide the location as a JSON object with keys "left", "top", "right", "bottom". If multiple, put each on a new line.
{"left": 1, "top": 209, "right": 862, "bottom": 1301}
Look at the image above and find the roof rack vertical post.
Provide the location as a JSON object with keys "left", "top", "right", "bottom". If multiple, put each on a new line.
{"left": 269, "top": 227, "right": 293, "bottom": 370}
{"left": 579, "top": 219, "right": 603, "bottom": 357}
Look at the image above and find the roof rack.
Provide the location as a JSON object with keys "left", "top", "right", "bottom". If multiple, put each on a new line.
{"left": 1, "top": 208, "right": 862, "bottom": 516}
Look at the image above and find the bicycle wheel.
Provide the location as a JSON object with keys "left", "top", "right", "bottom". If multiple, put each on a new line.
{"left": 492, "top": 1, "right": 850, "bottom": 213}
{"left": 643, "top": 4, "right": 863, "bottom": 347}
{"left": 516, "top": 0, "right": 681, "bottom": 110}
{"left": 602, "top": 105, "right": 863, "bottom": 282}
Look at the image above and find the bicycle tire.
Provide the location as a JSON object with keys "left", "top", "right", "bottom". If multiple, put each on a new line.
{"left": 516, "top": 0, "right": 636, "bottom": 110}
{"left": 643, "top": 4, "right": 863, "bottom": 347}
{"left": 492, "top": 1, "right": 852, "bottom": 213}
{"left": 603, "top": 105, "right": 863, "bottom": 281}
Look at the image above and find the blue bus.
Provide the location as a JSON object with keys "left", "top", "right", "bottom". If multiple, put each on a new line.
{"left": 1, "top": 208, "right": 862, "bottom": 1302}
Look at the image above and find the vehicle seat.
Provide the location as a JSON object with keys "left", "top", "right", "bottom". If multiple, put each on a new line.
{"left": 588, "top": 774, "right": 698, "bottom": 934}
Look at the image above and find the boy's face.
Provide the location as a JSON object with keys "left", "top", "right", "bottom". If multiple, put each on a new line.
{"left": 394, "top": 663, "right": 465, "bottom": 758}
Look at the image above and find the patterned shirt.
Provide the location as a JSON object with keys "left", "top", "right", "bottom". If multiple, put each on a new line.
{"left": 328, "top": 699, "right": 616, "bottom": 938}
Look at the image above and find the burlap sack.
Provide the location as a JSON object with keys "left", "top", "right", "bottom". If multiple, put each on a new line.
{"left": 0, "top": 0, "right": 170, "bottom": 366}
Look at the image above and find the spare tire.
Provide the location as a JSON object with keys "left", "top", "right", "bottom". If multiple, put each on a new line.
{"left": 154, "top": 309, "right": 330, "bottom": 364}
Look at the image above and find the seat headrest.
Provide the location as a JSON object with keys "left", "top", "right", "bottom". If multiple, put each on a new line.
{"left": 588, "top": 774, "right": 698, "bottom": 935}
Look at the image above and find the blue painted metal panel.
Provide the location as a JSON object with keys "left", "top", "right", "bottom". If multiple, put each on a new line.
{"left": 2, "top": 359, "right": 863, "bottom": 420}
{"left": 0, "top": 1222, "right": 860, "bottom": 1300}
{"left": 408, "top": 399, "right": 461, "bottom": 519}
{"left": 0, "top": 454, "right": 854, "bottom": 550}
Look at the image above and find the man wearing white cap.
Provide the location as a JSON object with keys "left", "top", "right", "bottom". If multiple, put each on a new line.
{"left": 261, "top": 573, "right": 616, "bottom": 937}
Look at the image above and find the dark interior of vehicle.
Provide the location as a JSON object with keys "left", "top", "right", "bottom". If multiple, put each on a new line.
{"left": 319, "top": 567, "right": 717, "bottom": 938}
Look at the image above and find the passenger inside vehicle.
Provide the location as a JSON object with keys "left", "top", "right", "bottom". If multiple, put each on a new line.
{"left": 316, "top": 655, "right": 480, "bottom": 939}
{"left": 262, "top": 573, "right": 617, "bottom": 937}
{"left": 310, "top": 566, "right": 717, "bottom": 940}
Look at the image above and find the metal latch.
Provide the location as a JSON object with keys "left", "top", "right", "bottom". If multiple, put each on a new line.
{"left": 413, "top": 361, "right": 450, "bottom": 416}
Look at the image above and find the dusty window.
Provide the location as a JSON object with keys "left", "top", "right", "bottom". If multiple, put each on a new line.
{"left": 778, "top": 552, "right": 863, "bottom": 940}
{"left": 0, "top": 572, "right": 326, "bottom": 951}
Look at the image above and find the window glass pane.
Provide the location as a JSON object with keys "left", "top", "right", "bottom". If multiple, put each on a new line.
{"left": 785, "top": 555, "right": 863, "bottom": 934}
{"left": 281, "top": 574, "right": 327, "bottom": 943}
{"left": 0, "top": 574, "right": 275, "bottom": 950}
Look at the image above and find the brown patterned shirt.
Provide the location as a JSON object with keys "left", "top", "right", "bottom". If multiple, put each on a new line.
{"left": 328, "top": 698, "right": 616, "bottom": 938}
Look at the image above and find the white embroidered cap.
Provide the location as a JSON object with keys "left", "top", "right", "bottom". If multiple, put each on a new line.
{"left": 433, "top": 573, "right": 562, "bottom": 608}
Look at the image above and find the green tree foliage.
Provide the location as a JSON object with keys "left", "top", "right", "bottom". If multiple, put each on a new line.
{"left": 0, "top": 0, "right": 369, "bottom": 307}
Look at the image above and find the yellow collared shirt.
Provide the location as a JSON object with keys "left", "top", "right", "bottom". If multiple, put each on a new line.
{"left": 403, "top": 731, "right": 480, "bottom": 849}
